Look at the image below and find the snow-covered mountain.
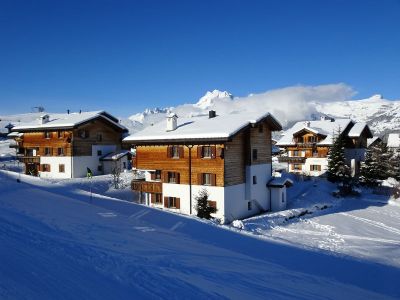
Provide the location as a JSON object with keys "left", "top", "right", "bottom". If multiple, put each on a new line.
{"left": 316, "top": 94, "right": 400, "bottom": 135}
{"left": 2, "top": 85, "right": 400, "bottom": 137}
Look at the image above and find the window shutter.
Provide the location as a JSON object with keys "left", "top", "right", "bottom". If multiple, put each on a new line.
{"left": 198, "top": 173, "right": 203, "bottom": 185}
{"left": 164, "top": 197, "right": 169, "bottom": 208}
{"left": 151, "top": 193, "right": 156, "bottom": 204}
{"left": 211, "top": 174, "right": 216, "bottom": 186}
{"left": 216, "top": 147, "right": 224, "bottom": 158}
{"left": 317, "top": 165, "right": 321, "bottom": 171}
{"left": 38, "top": 164, "right": 42, "bottom": 171}
{"left": 167, "top": 146, "right": 172, "bottom": 158}
{"left": 197, "top": 146, "right": 203, "bottom": 158}
{"left": 176, "top": 172, "right": 180, "bottom": 184}
{"left": 163, "top": 171, "right": 168, "bottom": 183}
{"left": 175, "top": 198, "right": 180, "bottom": 209}
{"left": 211, "top": 146, "right": 216, "bottom": 159}
{"left": 179, "top": 146, "right": 184, "bottom": 158}
{"left": 150, "top": 172, "right": 155, "bottom": 180}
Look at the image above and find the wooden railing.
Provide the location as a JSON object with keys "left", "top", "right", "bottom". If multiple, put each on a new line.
{"left": 18, "top": 156, "right": 40, "bottom": 163}
{"left": 278, "top": 156, "right": 306, "bottom": 163}
{"left": 131, "top": 179, "right": 162, "bottom": 193}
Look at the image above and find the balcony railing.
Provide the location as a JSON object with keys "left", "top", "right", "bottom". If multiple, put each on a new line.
{"left": 18, "top": 156, "right": 40, "bottom": 163}
{"left": 293, "top": 142, "right": 317, "bottom": 148}
{"left": 278, "top": 156, "right": 306, "bottom": 163}
{"left": 131, "top": 179, "right": 163, "bottom": 193}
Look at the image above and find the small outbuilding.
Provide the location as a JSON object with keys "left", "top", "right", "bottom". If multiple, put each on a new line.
{"left": 267, "top": 178, "right": 293, "bottom": 212}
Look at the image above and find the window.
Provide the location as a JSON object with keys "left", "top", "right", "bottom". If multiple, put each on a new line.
{"left": 293, "top": 150, "right": 299, "bottom": 157}
{"left": 208, "top": 201, "right": 217, "bottom": 213}
{"left": 41, "top": 164, "right": 50, "bottom": 172}
{"left": 310, "top": 165, "right": 321, "bottom": 171}
{"left": 293, "top": 164, "right": 302, "bottom": 171}
{"left": 152, "top": 193, "right": 162, "bottom": 204}
{"left": 252, "top": 149, "right": 258, "bottom": 160}
{"left": 168, "top": 146, "right": 180, "bottom": 158}
{"left": 312, "top": 150, "right": 319, "bottom": 157}
{"left": 44, "top": 147, "right": 51, "bottom": 156}
{"left": 282, "top": 191, "right": 285, "bottom": 203}
{"left": 168, "top": 172, "right": 179, "bottom": 183}
{"left": 97, "top": 150, "right": 102, "bottom": 156}
{"left": 59, "top": 164, "right": 65, "bottom": 173}
{"left": 96, "top": 133, "right": 103, "bottom": 142}
{"left": 258, "top": 125, "right": 263, "bottom": 133}
{"left": 57, "top": 131, "right": 63, "bottom": 139}
{"left": 155, "top": 170, "right": 162, "bottom": 180}
{"left": 203, "top": 173, "right": 212, "bottom": 185}
{"left": 123, "top": 162, "right": 126, "bottom": 169}
{"left": 253, "top": 176, "right": 257, "bottom": 184}
{"left": 78, "top": 129, "right": 89, "bottom": 139}
{"left": 165, "top": 197, "right": 180, "bottom": 209}
{"left": 44, "top": 132, "right": 51, "bottom": 139}
{"left": 202, "top": 146, "right": 212, "bottom": 158}
{"left": 248, "top": 201, "right": 252, "bottom": 211}
{"left": 98, "top": 165, "right": 103, "bottom": 172}
{"left": 308, "top": 136, "right": 316, "bottom": 143}
{"left": 57, "top": 148, "right": 64, "bottom": 156}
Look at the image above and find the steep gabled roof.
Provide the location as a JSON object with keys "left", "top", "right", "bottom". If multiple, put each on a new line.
{"left": 11, "top": 111, "right": 127, "bottom": 132}
{"left": 277, "top": 119, "right": 353, "bottom": 146}
{"left": 123, "top": 111, "right": 282, "bottom": 144}
{"left": 348, "top": 122, "right": 373, "bottom": 138}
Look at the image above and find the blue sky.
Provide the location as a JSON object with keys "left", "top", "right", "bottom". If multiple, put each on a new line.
{"left": 0, "top": 0, "right": 399, "bottom": 117}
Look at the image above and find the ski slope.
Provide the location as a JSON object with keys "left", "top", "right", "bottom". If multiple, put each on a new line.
{"left": 0, "top": 170, "right": 399, "bottom": 299}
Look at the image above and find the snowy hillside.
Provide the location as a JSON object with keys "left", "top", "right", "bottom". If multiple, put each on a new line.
{"left": 1, "top": 170, "right": 400, "bottom": 299}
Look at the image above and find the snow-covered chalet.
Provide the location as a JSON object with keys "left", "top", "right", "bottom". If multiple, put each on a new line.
{"left": 276, "top": 116, "right": 373, "bottom": 176}
{"left": 123, "top": 110, "right": 291, "bottom": 223}
{"left": 10, "top": 111, "right": 128, "bottom": 178}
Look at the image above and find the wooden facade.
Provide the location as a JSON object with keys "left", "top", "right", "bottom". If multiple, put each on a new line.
{"left": 132, "top": 119, "right": 274, "bottom": 188}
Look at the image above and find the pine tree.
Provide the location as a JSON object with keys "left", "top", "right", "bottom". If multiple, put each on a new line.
{"left": 195, "top": 189, "right": 212, "bottom": 219}
{"left": 360, "top": 142, "right": 391, "bottom": 186}
{"left": 327, "top": 130, "right": 351, "bottom": 183}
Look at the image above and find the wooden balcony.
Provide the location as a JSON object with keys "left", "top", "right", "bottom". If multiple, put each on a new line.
{"left": 131, "top": 179, "right": 162, "bottom": 193}
{"left": 18, "top": 156, "right": 40, "bottom": 163}
{"left": 278, "top": 156, "right": 306, "bottom": 163}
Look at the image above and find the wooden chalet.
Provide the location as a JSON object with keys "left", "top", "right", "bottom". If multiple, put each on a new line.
{"left": 10, "top": 111, "right": 128, "bottom": 178}
{"left": 277, "top": 116, "right": 373, "bottom": 176}
{"left": 124, "top": 110, "right": 292, "bottom": 223}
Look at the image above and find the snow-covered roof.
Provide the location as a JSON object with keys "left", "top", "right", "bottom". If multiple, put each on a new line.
{"left": 100, "top": 150, "right": 130, "bottom": 161}
{"left": 276, "top": 119, "right": 353, "bottom": 146}
{"left": 11, "top": 111, "right": 127, "bottom": 131}
{"left": 267, "top": 177, "right": 293, "bottom": 188}
{"left": 7, "top": 132, "right": 23, "bottom": 138}
{"left": 367, "top": 136, "right": 381, "bottom": 147}
{"left": 348, "top": 122, "right": 370, "bottom": 138}
{"left": 123, "top": 111, "right": 281, "bottom": 144}
{"left": 387, "top": 133, "right": 400, "bottom": 148}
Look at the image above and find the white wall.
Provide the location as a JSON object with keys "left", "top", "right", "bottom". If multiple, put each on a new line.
{"left": 304, "top": 157, "right": 328, "bottom": 176}
{"left": 245, "top": 163, "right": 272, "bottom": 211}
{"left": 39, "top": 156, "right": 72, "bottom": 179}
{"left": 102, "top": 156, "right": 129, "bottom": 174}
{"left": 162, "top": 183, "right": 225, "bottom": 220}
{"left": 72, "top": 145, "right": 117, "bottom": 177}
{"left": 271, "top": 186, "right": 287, "bottom": 212}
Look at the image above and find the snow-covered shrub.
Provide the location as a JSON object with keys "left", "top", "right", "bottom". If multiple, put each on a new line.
{"left": 232, "top": 220, "right": 245, "bottom": 230}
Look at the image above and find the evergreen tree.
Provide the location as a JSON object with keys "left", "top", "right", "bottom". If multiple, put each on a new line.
{"left": 195, "top": 189, "right": 213, "bottom": 219}
{"left": 327, "top": 130, "right": 351, "bottom": 183}
{"left": 360, "top": 142, "right": 391, "bottom": 186}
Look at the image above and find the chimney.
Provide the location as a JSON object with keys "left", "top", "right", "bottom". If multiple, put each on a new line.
{"left": 67, "top": 109, "right": 70, "bottom": 114}
{"left": 209, "top": 110, "right": 216, "bottom": 119}
{"left": 166, "top": 113, "right": 178, "bottom": 131}
{"left": 38, "top": 114, "right": 50, "bottom": 125}
{"left": 304, "top": 121, "right": 311, "bottom": 127}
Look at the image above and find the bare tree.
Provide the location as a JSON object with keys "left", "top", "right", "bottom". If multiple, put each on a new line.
{"left": 111, "top": 161, "right": 121, "bottom": 189}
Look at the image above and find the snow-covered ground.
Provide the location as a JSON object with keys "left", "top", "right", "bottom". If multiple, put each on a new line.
{"left": 1, "top": 170, "right": 400, "bottom": 299}
{"left": 232, "top": 175, "right": 400, "bottom": 268}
